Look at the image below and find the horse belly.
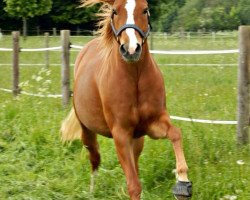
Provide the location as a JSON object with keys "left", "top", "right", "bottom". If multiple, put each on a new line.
{"left": 74, "top": 72, "right": 111, "bottom": 137}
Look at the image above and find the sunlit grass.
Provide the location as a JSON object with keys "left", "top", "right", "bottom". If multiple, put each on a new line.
{"left": 0, "top": 34, "right": 249, "bottom": 200}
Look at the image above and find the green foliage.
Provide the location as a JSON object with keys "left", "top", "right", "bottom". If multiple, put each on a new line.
{"left": 0, "top": 0, "right": 249, "bottom": 32}
{"left": 3, "top": 0, "right": 52, "bottom": 19}
{"left": 238, "top": 0, "right": 250, "bottom": 25}
{"left": 173, "top": 0, "right": 241, "bottom": 31}
{"left": 148, "top": 0, "right": 185, "bottom": 32}
{"left": 0, "top": 1, "right": 8, "bottom": 19}
{"left": 50, "top": 0, "right": 98, "bottom": 25}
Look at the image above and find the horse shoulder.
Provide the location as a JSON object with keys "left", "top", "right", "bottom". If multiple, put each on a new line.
{"left": 74, "top": 39, "right": 101, "bottom": 78}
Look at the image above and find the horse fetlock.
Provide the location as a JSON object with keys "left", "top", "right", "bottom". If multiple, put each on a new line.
{"left": 176, "top": 162, "right": 188, "bottom": 173}
{"left": 175, "top": 161, "right": 189, "bottom": 181}
{"left": 90, "top": 152, "right": 101, "bottom": 171}
{"left": 128, "top": 183, "right": 142, "bottom": 200}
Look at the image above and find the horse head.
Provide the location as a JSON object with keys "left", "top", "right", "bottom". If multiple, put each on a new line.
{"left": 109, "top": 0, "right": 151, "bottom": 62}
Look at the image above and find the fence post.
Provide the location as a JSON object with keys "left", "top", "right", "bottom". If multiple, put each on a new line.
{"left": 12, "top": 31, "right": 20, "bottom": 96}
{"left": 212, "top": 32, "right": 216, "bottom": 42}
{"left": 61, "top": 30, "right": 71, "bottom": 107}
{"left": 37, "top": 26, "right": 40, "bottom": 36}
{"left": 53, "top": 28, "right": 57, "bottom": 36}
{"left": 237, "top": 26, "right": 250, "bottom": 145}
{"left": 76, "top": 26, "right": 80, "bottom": 36}
{"left": 44, "top": 32, "right": 49, "bottom": 68}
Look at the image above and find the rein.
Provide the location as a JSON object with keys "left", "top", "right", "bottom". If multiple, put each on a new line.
{"left": 110, "top": 9, "right": 152, "bottom": 44}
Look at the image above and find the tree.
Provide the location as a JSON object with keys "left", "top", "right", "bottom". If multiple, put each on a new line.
{"left": 1, "top": 0, "right": 248, "bottom": 33}
{"left": 4, "top": 0, "right": 52, "bottom": 38}
{"left": 173, "top": 0, "right": 240, "bottom": 31}
{"left": 238, "top": 0, "right": 250, "bottom": 25}
{"left": 173, "top": 0, "right": 203, "bottom": 31}
{"left": 50, "top": 0, "right": 99, "bottom": 32}
{"left": 148, "top": 0, "right": 186, "bottom": 31}
{"left": 0, "top": 1, "right": 9, "bottom": 30}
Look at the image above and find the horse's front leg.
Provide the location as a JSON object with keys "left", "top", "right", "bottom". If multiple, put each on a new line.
{"left": 148, "top": 115, "right": 192, "bottom": 199}
{"left": 112, "top": 126, "right": 142, "bottom": 200}
{"left": 168, "top": 126, "right": 192, "bottom": 199}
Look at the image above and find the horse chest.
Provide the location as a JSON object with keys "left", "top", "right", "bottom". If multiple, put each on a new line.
{"left": 106, "top": 69, "right": 165, "bottom": 119}
{"left": 137, "top": 76, "right": 165, "bottom": 118}
{"left": 138, "top": 95, "right": 164, "bottom": 121}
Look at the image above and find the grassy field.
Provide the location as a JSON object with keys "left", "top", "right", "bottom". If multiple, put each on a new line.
{"left": 0, "top": 33, "right": 249, "bottom": 200}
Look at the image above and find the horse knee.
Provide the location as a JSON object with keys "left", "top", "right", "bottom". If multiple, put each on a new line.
{"left": 167, "top": 126, "right": 182, "bottom": 142}
{"left": 148, "top": 122, "right": 168, "bottom": 139}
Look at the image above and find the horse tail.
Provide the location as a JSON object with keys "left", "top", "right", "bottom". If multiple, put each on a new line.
{"left": 60, "top": 107, "right": 82, "bottom": 142}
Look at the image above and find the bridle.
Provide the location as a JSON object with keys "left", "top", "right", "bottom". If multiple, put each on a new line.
{"left": 110, "top": 9, "right": 152, "bottom": 44}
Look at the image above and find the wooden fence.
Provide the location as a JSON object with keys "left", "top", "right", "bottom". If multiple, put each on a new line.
{"left": 237, "top": 26, "right": 250, "bottom": 145}
{"left": 3, "top": 27, "right": 250, "bottom": 144}
{"left": 11, "top": 30, "right": 71, "bottom": 107}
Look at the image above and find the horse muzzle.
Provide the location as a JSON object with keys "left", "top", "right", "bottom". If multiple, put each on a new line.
{"left": 119, "top": 43, "right": 142, "bottom": 62}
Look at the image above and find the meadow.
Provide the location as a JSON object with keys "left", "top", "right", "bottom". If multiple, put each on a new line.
{"left": 0, "top": 32, "right": 249, "bottom": 200}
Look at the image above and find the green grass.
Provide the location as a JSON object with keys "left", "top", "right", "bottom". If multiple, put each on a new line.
{"left": 0, "top": 34, "right": 249, "bottom": 200}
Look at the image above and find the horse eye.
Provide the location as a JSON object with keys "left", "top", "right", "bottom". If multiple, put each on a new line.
{"left": 112, "top": 9, "right": 118, "bottom": 15}
{"left": 143, "top": 8, "right": 148, "bottom": 14}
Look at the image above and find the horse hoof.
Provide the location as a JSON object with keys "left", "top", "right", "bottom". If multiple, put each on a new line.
{"left": 172, "top": 181, "right": 192, "bottom": 200}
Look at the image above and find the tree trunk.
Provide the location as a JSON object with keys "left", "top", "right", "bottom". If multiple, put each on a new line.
{"left": 23, "top": 17, "right": 27, "bottom": 39}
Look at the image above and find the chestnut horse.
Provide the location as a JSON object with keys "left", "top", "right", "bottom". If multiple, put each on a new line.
{"left": 61, "top": 0, "right": 192, "bottom": 199}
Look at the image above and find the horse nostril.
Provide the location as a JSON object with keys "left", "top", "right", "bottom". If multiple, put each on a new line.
{"left": 119, "top": 44, "right": 128, "bottom": 55}
{"left": 135, "top": 43, "right": 142, "bottom": 54}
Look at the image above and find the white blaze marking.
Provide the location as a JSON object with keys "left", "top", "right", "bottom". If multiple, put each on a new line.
{"left": 125, "top": 0, "right": 138, "bottom": 54}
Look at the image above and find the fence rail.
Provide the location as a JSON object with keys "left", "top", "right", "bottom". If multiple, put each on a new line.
{"left": 0, "top": 46, "right": 239, "bottom": 55}
{"left": 0, "top": 87, "right": 238, "bottom": 125}
{"left": 0, "top": 28, "right": 249, "bottom": 144}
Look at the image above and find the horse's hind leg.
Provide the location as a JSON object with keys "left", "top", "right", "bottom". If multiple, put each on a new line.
{"left": 81, "top": 125, "right": 100, "bottom": 193}
{"left": 81, "top": 127, "right": 100, "bottom": 171}
{"left": 132, "top": 137, "right": 144, "bottom": 175}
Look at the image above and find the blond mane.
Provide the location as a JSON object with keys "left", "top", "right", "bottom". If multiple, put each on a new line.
{"left": 81, "top": 0, "right": 115, "bottom": 55}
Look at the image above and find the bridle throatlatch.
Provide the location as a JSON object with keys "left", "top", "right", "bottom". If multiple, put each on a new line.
{"left": 110, "top": 9, "right": 152, "bottom": 44}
